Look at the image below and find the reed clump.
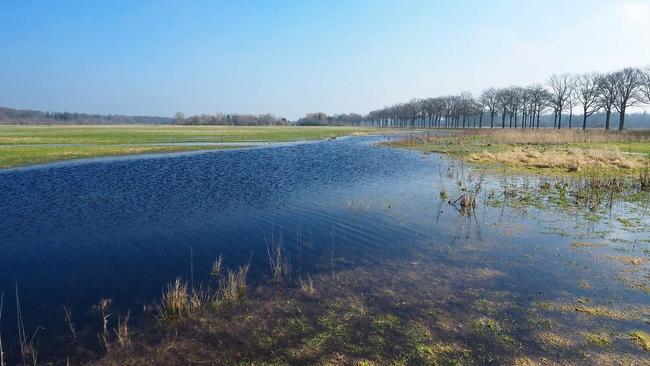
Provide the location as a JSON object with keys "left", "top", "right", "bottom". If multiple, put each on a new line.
{"left": 299, "top": 273, "right": 316, "bottom": 296}
{"left": 155, "top": 279, "right": 215, "bottom": 324}
{"left": 267, "top": 239, "right": 290, "bottom": 283}
{"left": 219, "top": 265, "right": 250, "bottom": 303}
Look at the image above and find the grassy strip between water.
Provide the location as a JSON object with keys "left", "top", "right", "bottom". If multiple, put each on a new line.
{"left": 0, "top": 125, "right": 384, "bottom": 168}
{"left": 387, "top": 129, "right": 650, "bottom": 176}
{"left": 0, "top": 144, "right": 241, "bottom": 168}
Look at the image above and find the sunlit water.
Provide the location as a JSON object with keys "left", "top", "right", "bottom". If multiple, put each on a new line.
{"left": 1, "top": 136, "right": 648, "bottom": 363}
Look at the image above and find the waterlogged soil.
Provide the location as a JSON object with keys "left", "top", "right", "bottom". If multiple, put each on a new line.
{"left": 0, "top": 136, "right": 649, "bottom": 365}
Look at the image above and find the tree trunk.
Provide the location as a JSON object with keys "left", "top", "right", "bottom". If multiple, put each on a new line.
{"left": 619, "top": 107, "right": 626, "bottom": 130}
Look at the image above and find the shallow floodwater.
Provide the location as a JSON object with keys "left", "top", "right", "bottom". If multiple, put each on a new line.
{"left": 1, "top": 136, "right": 649, "bottom": 363}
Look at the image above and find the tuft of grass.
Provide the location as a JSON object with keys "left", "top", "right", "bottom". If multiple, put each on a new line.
{"left": 267, "top": 239, "right": 290, "bottom": 282}
{"left": 154, "top": 278, "right": 215, "bottom": 324}
{"left": 472, "top": 317, "right": 518, "bottom": 347}
{"left": 211, "top": 255, "right": 223, "bottom": 279}
{"left": 585, "top": 330, "right": 613, "bottom": 347}
{"left": 630, "top": 330, "right": 650, "bottom": 351}
{"left": 220, "top": 264, "right": 250, "bottom": 304}
{"left": 155, "top": 279, "right": 189, "bottom": 323}
{"left": 299, "top": 273, "right": 316, "bottom": 296}
{"left": 114, "top": 312, "right": 130, "bottom": 347}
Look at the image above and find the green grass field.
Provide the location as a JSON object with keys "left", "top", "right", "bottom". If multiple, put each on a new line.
{"left": 0, "top": 125, "right": 383, "bottom": 168}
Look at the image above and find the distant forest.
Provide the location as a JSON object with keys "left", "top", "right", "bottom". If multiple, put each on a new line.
{"left": 0, "top": 106, "right": 173, "bottom": 125}
{"left": 173, "top": 112, "right": 288, "bottom": 126}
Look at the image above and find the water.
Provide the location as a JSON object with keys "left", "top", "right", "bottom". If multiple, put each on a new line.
{"left": 0, "top": 136, "right": 648, "bottom": 364}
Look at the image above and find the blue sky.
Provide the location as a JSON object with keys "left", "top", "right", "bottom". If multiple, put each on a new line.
{"left": 1, "top": 0, "right": 649, "bottom": 119}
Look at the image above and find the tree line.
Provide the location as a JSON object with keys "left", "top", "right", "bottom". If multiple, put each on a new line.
{"left": 360, "top": 66, "right": 650, "bottom": 130}
{"left": 174, "top": 112, "right": 288, "bottom": 126}
{"left": 0, "top": 106, "right": 173, "bottom": 125}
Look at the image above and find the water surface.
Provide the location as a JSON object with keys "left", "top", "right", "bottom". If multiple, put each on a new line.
{"left": 1, "top": 136, "right": 648, "bottom": 363}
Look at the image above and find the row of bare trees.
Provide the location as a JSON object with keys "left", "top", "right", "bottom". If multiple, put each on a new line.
{"left": 365, "top": 66, "right": 650, "bottom": 130}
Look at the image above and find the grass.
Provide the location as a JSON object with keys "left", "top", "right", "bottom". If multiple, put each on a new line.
{"left": 387, "top": 129, "right": 650, "bottom": 176}
{"left": 0, "top": 125, "right": 385, "bottom": 168}
{"left": 630, "top": 331, "right": 650, "bottom": 351}
{"left": 585, "top": 330, "right": 613, "bottom": 347}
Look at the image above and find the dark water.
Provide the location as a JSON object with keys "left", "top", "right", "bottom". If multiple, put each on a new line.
{"left": 1, "top": 136, "right": 649, "bottom": 363}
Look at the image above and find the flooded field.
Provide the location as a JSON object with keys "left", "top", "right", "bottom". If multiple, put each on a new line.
{"left": 0, "top": 135, "right": 648, "bottom": 365}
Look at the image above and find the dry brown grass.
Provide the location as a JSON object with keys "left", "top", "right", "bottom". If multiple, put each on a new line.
{"left": 220, "top": 264, "right": 250, "bottom": 303}
{"left": 468, "top": 147, "right": 648, "bottom": 171}
{"left": 154, "top": 279, "right": 216, "bottom": 324}
{"left": 430, "top": 129, "right": 650, "bottom": 145}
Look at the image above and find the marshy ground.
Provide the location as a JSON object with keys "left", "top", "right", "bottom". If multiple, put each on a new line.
{"left": 387, "top": 129, "right": 650, "bottom": 176}
{"left": 89, "top": 155, "right": 650, "bottom": 365}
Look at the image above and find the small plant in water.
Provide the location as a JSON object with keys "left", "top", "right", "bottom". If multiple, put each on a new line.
{"left": 114, "top": 312, "right": 130, "bottom": 347}
{"left": 267, "top": 239, "right": 290, "bottom": 282}
{"left": 299, "top": 273, "right": 316, "bottom": 295}
{"left": 96, "top": 298, "right": 112, "bottom": 351}
{"left": 439, "top": 187, "right": 448, "bottom": 200}
{"left": 211, "top": 254, "right": 223, "bottom": 279}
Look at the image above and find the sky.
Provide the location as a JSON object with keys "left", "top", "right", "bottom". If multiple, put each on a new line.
{"left": 0, "top": 0, "right": 649, "bottom": 120}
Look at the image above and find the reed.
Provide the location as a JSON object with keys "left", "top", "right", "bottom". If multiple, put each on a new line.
{"left": 114, "top": 312, "right": 130, "bottom": 347}
{"left": 97, "top": 298, "right": 112, "bottom": 351}
{"left": 15, "top": 284, "right": 38, "bottom": 366}
{"left": 155, "top": 278, "right": 190, "bottom": 324}
{"left": 211, "top": 254, "right": 224, "bottom": 279}
{"left": 0, "top": 292, "right": 4, "bottom": 366}
{"left": 220, "top": 264, "right": 250, "bottom": 303}
{"left": 155, "top": 278, "right": 217, "bottom": 324}
{"left": 266, "top": 239, "right": 290, "bottom": 282}
{"left": 63, "top": 306, "right": 77, "bottom": 340}
{"left": 299, "top": 273, "right": 316, "bottom": 296}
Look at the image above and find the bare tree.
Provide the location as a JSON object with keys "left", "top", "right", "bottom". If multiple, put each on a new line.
{"left": 612, "top": 67, "right": 643, "bottom": 130}
{"left": 525, "top": 85, "right": 550, "bottom": 129}
{"left": 576, "top": 73, "right": 601, "bottom": 130}
{"left": 566, "top": 76, "right": 579, "bottom": 128}
{"left": 496, "top": 88, "right": 509, "bottom": 128}
{"left": 641, "top": 66, "right": 650, "bottom": 104}
{"left": 597, "top": 73, "right": 617, "bottom": 130}
{"left": 479, "top": 88, "right": 500, "bottom": 128}
{"left": 547, "top": 74, "right": 572, "bottom": 129}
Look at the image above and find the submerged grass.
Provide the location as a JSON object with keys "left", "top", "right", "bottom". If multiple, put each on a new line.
{"left": 630, "top": 330, "right": 650, "bottom": 351}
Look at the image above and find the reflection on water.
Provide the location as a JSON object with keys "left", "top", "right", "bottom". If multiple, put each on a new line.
{"left": 0, "top": 136, "right": 649, "bottom": 364}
